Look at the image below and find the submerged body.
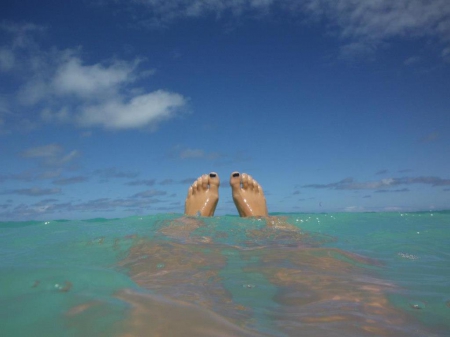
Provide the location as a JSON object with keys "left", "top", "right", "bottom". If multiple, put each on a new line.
{"left": 1, "top": 212, "right": 449, "bottom": 336}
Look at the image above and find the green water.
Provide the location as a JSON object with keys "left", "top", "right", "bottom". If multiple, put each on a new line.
{"left": 1, "top": 212, "right": 449, "bottom": 336}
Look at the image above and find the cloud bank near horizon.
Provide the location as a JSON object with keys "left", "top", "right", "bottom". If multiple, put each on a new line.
{"left": 303, "top": 176, "right": 450, "bottom": 190}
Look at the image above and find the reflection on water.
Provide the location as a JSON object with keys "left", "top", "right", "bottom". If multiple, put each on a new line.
{"left": 67, "top": 216, "right": 436, "bottom": 336}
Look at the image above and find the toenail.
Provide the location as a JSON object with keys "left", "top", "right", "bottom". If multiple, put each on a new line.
{"left": 233, "top": 173, "right": 240, "bottom": 177}
{"left": 210, "top": 173, "right": 217, "bottom": 178}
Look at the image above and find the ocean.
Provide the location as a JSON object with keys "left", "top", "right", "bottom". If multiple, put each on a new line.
{"left": 1, "top": 212, "right": 449, "bottom": 336}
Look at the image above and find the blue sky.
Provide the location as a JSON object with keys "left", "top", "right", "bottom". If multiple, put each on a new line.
{"left": 1, "top": 0, "right": 449, "bottom": 220}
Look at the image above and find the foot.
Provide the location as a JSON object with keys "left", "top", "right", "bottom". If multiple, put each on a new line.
{"left": 184, "top": 173, "right": 220, "bottom": 216}
{"left": 230, "top": 172, "right": 268, "bottom": 217}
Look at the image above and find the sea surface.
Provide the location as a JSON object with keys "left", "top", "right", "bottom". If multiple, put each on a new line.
{"left": 1, "top": 212, "right": 449, "bottom": 336}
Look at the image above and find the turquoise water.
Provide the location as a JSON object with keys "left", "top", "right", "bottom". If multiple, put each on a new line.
{"left": 1, "top": 212, "right": 449, "bottom": 336}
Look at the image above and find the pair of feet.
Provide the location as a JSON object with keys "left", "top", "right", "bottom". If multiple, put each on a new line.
{"left": 184, "top": 172, "right": 268, "bottom": 217}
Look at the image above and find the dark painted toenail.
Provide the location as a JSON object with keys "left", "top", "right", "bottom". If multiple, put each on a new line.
{"left": 233, "top": 173, "right": 240, "bottom": 177}
{"left": 210, "top": 173, "right": 216, "bottom": 178}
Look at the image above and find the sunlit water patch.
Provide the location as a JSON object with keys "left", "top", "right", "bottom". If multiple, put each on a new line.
{"left": 1, "top": 212, "right": 449, "bottom": 336}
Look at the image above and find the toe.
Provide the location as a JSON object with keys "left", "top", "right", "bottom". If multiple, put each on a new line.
{"left": 208, "top": 172, "right": 220, "bottom": 193}
{"left": 196, "top": 177, "right": 203, "bottom": 191}
{"left": 253, "top": 181, "right": 260, "bottom": 193}
{"left": 230, "top": 171, "right": 241, "bottom": 191}
{"left": 256, "top": 182, "right": 264, "bottom": 195}
{"left": 259, "top": 184, "right": 265, "bottom": 195}
{"left": 201, "top": 174, "right": 209, "bottom": 190}
{"left": 187, "top": 186, "right": 194, "bottom": 198}
{"left": 247, "top": 175, "right": 256, "bottom": 190}
{"left": 242, "top": 173, "right": 249, "bottom": 190}
{"left": 191, "top": 181, "right": 198, "bottom": 194}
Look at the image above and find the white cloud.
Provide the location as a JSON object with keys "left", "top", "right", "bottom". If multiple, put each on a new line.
{"left": 52, "top": 56, "right": 137, "bottom": 98}
{"left": 16, "top": 52, "right": 152, "bottom": 108}
{"left": 0, "top": 22, "right": 187, "bottom": 131}
{"left": 77, "top": 90, "right": 186, "bottom": 129}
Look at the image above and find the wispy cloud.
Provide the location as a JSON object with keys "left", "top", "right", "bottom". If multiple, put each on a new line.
{"left": 300, "top": 0, "right": 450, "bottom": 56}
{"left": 375, "top": 188, "right": 410, "bottom": 193}
{"left": 125, "top": 179, "right": 156, "bottom": 186}
{"left": 0, "top": 169, "right": 63, "bottom": 183}
{"left": 1, "top": 187, "right": 61, "bottom": 196}
{"left": 93, "top": 167, "right": 139, "bottom": 179}
{"left": 0, "top": 22, "right": 187, "bottom": 131}
{"left": 343, "top": 206, "right": 366, "bottom": 212}
{"left": 0, "top": 47, "right": 15, "bottom": 72}
{"left": 404, "top": 56, "right": 421, "bottom": 66}
{"left": 375, "top": 169, "right": 388, "bottom": 175}
{"left": 303, "top": 176, "right": 450, "bottom": 190}
{"left": 159, "top": 177, "right": 199, "bottom": 185}
{"left": 132, "top": 189, "right": 167, "bottom": 198}
{"left": 420, "top": 131, "right": 440, "bottom": 143}
{"left": 443, "top": 47, "right": 450, "bottom": 62}
{"left": 179, "top": 148, "right": 208, "bottom": 159}
{"left": 169, "top": 146, "right": 250, "bottom": 166}
{"left": 169, "top": 145, "right": 220, "bottom": 160}
{"left": 159, "top": 179, "right": 174, "bottom": 185}
{"left": 0, "top": 194, "right": 171, "bottom": 220}
{"left": 117, "top": 0, "right": 275, "bottom": 26}
{"left": 111, "top": 0, "right": 450, "bottom": 60}
{"left": 179, "top": 178, "right": 197, "bottom": 184}
{"left": 20, "top": 144, "right": 62, "bottom": 158}
{"left": 19, "top": 144, "right": 80, "bottom": 170}
{"left": 52, "top": 176, "right": 88, "bottom": 185}
{"left": 0, "top": 22, "right": 45, "bottom": 73}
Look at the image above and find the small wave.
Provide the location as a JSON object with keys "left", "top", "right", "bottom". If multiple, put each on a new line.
{"left": 397, "top": 252, "right": 419, "bottom": 260}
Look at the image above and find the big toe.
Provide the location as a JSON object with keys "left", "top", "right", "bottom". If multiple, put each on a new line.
{"left": 230, "top": 171, "right": 241, "bottom": 192}
{"left": 208, "top": 172, "right": 220, "bottom": 193}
